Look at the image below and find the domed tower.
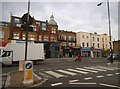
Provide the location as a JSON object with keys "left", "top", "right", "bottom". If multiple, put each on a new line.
{"left": 48, "top": 14, "right": 58, "bottom": 42}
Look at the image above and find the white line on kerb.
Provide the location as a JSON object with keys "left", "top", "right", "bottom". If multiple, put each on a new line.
{"left": 51, "top": 82, "right": 63, "bottom": 86}
{"left": 69, "top": 83, "right": 97, "bottom": 85}
{"left": 100, "top": 83, "right": 120, "bottom": 88}
{"left": 69, "top": 79, "right": 79, "bottom": 83}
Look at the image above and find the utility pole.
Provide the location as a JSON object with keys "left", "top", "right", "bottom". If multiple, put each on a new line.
{"left": 25, "top": 0, "right": 30, "bottom": 61}
{"left": 97, "top": 0, "right": 113, "bottom": 63}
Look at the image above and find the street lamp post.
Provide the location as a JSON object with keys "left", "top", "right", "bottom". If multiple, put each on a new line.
{"left": 97, "top": 0, "right": 113, "bottom": 63}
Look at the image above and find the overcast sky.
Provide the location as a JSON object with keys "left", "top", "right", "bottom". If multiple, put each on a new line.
{"left": 1, "top": 0, "right": 119, "bottom": 40}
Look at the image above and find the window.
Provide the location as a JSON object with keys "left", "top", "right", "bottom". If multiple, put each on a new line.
{"left": 13, "top": 33, "right": 20, "bottom": 39}
{"left": 36, "top": 22, "right": 40, "bottom": 26}
{"left": 42, "top": 23, "right": 47, "bottom": 30}
{"left": 72, "top": 43, "right": 75, "bottom": 47}
{"left": 33, "top": 25, "right": 37, "bottom": 31}
{"left": 51, "top": 36, "right": 56, "bottom": 42}
{"left": 82, "top": 35, "right": 84, "bottom": 38}
{"left": 86, "top": 36, "right": 89, "bottom": 38}
{"left": 82, "top": 42, "right": 85, "bottom": 47}
{"left": 106, "top": 38, "right": 107, "bottom": 41}
{"left": 29, "top": 34, "right": 36, "bottom": 40}
{"left": 97, "top": 38, "right": 99, "bottom": 42}
{"left": 98, "top": 44, "right": 99, "bottom": 48}
{"left": 16, "top": 23, "right": 21, "bottom": 27}
{"left": 102, "top": 38, "right": 104, "bottom": 42}
{"left": 51, "top": 28, "right": 56, "bottom": 33}
{"left": 106, "top": 44, "right": 107, "bottom": 48}
{"left": 87, "top": 43, "right": 89, "bottom": 47}
{"left": 39, "top": 35, "right": 42, "bottom": 41}
{"left": 15, "top": 18, "right": 20, "bottom": 23}
{"left": 93, "top": 43, "right": 95, "bottom": 47}
{"left": 68, "top": 42, "right": 72, "bottom": 46}
{"left": 93, "top": 37, "right": 94, "bottom": 41}
{"left": 68, "top": 36, "right": 71, "bottom": 41}
{"left": 63, "top": 36, "right": 66, "bottom": 40}
{"left": 22, "top": 34, "right": 26, "bottom": 40}
{"left": 0, "top": 31, "right": 4, "bottom": 38}
{"left": 44, "top": 36, "right": 49, "bottom": 41}
{"left": 102, "top": 44, "right": 104, "bottom": 49}
{"left": 62, "top": 42, "right": 67, "bottom": 46}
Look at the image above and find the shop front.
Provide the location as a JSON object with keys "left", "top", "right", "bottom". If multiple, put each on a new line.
{"left": 92, "top": 48, "right": 102, "bottom": 58}
{"left": 81, "top": 47, "right": 91, "bottom": 57}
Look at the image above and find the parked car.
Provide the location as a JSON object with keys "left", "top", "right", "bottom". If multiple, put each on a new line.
{"left": 107, "top": 53, "right": 120, "bottom": 60}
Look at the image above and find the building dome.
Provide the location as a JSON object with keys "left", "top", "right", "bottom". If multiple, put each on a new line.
{"left": 48, "top": 14, "right": 57, "bottom": 25}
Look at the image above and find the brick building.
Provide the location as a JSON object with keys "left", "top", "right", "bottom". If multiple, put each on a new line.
{"left": 58, "top": 30, "right": 76, "bottom": 57}
{"left": 113, "top": 40, "right": 120, "bottom": 53}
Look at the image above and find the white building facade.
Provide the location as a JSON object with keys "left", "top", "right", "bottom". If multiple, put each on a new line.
{"left": 76, "top": 32, "right": 112, "bottom": 58}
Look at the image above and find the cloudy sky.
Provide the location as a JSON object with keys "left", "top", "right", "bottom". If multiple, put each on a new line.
{"left": 1, "top": 0, "right": 119, "bottom": 40}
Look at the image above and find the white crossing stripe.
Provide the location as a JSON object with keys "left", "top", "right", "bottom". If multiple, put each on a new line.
{"left": 51, "top": 82, "right": 63, "bottom": 86}
{"left": 56, "top": 70, "right": 77, "bottom": 76}
{"left": 69, "top": 83, "right": 97, "bottom": 85}
{"left": 84, "top": 67, "right": 106, "bottom": 72}
{"left": 84, "top": 77, "right": 92, "bottom": 80}
{"left": 76, "top": 68, "right": 98, "bottom": 73}
{"left": 97, "top": 66, "right": 114, "bottom": 70}
{"left": 106, "top": 74, "right": 113, "bottom": 76}
{"left": 69, "top": 79, "right": 79, "bottom": 83}
{"left": 96, "top": 75, "right": 104, "bottom": 78}
{"left": 67, "top": 69, "right": 89, "bottom": 74}
{"left": 45, "top": 71, "right": 65, "bottom": 78}
{"left": 115, "top": 73, "right": 120, "bottom": 75}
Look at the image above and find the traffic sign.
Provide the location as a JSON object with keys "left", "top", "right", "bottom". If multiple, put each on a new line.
{"left": 25, "top": 63, "right": 32, "bottom": 69}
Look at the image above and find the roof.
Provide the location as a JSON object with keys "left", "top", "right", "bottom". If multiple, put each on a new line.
{"left": 48, "top": 15, "right": 57, "bottom": 25}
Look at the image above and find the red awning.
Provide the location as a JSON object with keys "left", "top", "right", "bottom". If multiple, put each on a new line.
{"left": 0, "top": 41, "right": 8, "bottom": 47}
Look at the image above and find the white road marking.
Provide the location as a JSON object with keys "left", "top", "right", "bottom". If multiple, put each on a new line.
{"left": 67, "top": 69, "right": 89, "bottom": 74}
{"left": 84, "top": 67, "right": 106, "bottom": 72}
{"left": 69, "top": 83, "right": 97, "bottom": 85}
{"left": 45, "top": 71, "right": 65, "bottom": 78}
{"left": 69, "top": 79, "right": 79, "bottom": 83}
{"left": 51, "top": 82, "right": 63, "bottom": 86}
{"left": 100, "top": 83, "right": 120, "bottom": 88}
{"left": 115, "top": 73, "right": 120, "bottom": 75}
{"left": 106, "top": 74, "right": 113, "bottom": 76}
{"left": 76, "top": 68, "right": 98, "bottom": 73}
{"left": 33, "top": 73, "right": 42, "bottom": 80}
{"left": 96, "top": 75, "right": 104, "bottom": 78}
{"left": 97, "top": 66, "right": 114, "bottom": 70}
{"left": 56, "top": 70, "right": 77, "bottom": 76}
{"left": 84, "top": 77, "right": 92, "bottom": 80}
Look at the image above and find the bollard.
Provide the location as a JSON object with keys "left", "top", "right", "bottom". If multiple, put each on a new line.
{"left": 19, "top": 60, "right": 24, "bottom": 71}
{"left": 23, "top": 61, "right": 33, "bottom": 85}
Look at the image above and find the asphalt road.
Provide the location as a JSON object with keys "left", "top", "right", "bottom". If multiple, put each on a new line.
{"left": 2, "top": 57, "right": 120, "bottom": 88}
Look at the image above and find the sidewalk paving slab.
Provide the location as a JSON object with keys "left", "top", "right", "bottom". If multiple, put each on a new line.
{"left": 4, "top": 71, "right": 46, "bottom": 88}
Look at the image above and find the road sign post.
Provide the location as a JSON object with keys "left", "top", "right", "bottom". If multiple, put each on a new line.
{"left": 23, "top": 61, "right": 33, "bottom": 85}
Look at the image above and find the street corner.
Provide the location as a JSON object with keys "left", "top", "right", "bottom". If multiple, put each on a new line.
{"left": 4, "top": 71, "right": 47, "bottom": 88}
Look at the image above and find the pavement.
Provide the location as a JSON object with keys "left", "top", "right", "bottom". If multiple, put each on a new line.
{"left": 3, "top": 70, "right": 48, "bottom": 88}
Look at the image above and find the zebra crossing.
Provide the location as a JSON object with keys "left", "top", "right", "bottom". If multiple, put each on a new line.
{"left": 38, "top": 66, "right": 119, "bottom": 78}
